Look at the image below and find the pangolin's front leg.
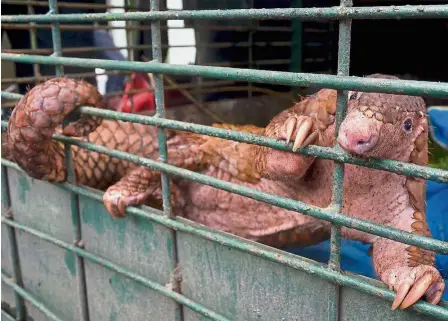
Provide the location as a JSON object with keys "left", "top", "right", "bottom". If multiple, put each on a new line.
{"left": 336, "top": 79, "right": 445, "bottom": 309}
{"left": 373, "top": 125, "right": 444, "bottom": 309}
{"left": 255, "top": 89, "right": 337, "bottom": 182}
{"left": 372, "top": 208, "right": 445, "bottom": 310}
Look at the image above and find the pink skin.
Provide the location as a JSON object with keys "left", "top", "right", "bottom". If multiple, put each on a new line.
{"left": 5, "top": 76, "right": 443, "bottom": 312}
{"left": 336, "top": 99, "right": 444, "bottom": 310}
{"left": 260, "top": 90, "right": 444, "bottom": 310}
{"left": 115, "top": 89, "right": 445, "bottom": 310}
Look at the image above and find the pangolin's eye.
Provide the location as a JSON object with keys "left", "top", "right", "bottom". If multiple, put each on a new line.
{"left": 403, "top": 118, "right": 412, "bottom": 133}
{"left": 349, "top": 91, "right": 357, "bottom": 100}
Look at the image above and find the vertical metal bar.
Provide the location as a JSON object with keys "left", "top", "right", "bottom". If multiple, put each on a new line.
{"left": 125, "top": 0, "right": 134, "bottom": 61}
{"left": 248, "top": 0, "right": 255, "bottom": 100}
{"left": 27, "top": 1, "right": 41, "bottom": 84}
{"left": 150, "top": 1, "right": 183, "bottom": 320}
{"left": 328, "top": 1, "right": 352, "bottom": 320}
{"left": 2, "top": 166, "right": 26, "bottom": 321}
{"left": 194, "top": 28, "right": 204, "bottom": 111}
{"left": 48, "top": 0, "right": 63, "bottom": 76}
{"left": 48, "top": 0, "right": 89, "bottom": 320}
{"left": 69, "top": 193, "right": 90, "bottom": 321}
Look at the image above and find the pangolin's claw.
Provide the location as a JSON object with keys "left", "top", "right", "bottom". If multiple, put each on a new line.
{"left": 392, "top": 283, "right": 411, "bottom": 310}
{"left": 426, "top": 283, "right": 444, "bottom": 305}
{"left": 103, "top": 187, "right": 150, "bottom": 218}
{"left": 387, "top": 266, "right": 444, "bottom": 311}
{"left": 285, "top": 117, "right": 296, "bottom": 144}
{"left": 302, "top": 131, "right": 319, "bottom": 149}
{"left": 292, "top": 118, "right": 313, "bottom": 152}
{"left": 399, "top": 273, "right": 435, "bottom": 310}
{"left": 280, "top": 115, "right": 316, "bottom": 152}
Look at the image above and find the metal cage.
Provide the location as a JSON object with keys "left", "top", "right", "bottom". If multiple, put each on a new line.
{"left": 1, "top": 1, "right": 448, "bottom": 321}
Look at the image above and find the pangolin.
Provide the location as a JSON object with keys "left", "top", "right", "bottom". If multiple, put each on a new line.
{"left": 2, "top": 75, "right": 445, "bottom": 310}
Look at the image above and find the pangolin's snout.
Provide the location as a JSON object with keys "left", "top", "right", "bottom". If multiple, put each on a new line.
{"left": 337, "top": 112, "right": 380, "bottom": 155}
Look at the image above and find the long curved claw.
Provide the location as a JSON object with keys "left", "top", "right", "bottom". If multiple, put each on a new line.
{"left": 426, "top": 283, "right": 444, "bottom": 305}
{"left": 302, "top": 131, "right": 319, "bottom": 148}
{"left": 399, "top": 273, "right": 433, "bottom": 310}
{"left": 284, "top": 117, "right": 297, "bottom": 144}
{"left": 293, "top": 118, "right": 313, "bottom": 152}
{"left": 391, "top": 283, "right": 411, "bottom": 311}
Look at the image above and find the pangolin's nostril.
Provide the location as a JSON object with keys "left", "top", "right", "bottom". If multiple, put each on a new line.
{"left": 357, "top": 139, "right": 369, "bottom": 146}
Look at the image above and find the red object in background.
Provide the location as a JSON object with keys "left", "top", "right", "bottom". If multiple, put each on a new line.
{"left": 116, "top": 72, "right": 156, "bottom": 113}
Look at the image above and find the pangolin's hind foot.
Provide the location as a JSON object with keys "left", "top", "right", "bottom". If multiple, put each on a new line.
{"left": 388, "top": 265, "right": 445, "bottom": 310}
{"left": 103, "top": 166, "right": 185, "bottom": 218}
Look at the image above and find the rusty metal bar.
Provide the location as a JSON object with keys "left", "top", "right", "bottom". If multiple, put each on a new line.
{"left": 3, "top": 6, "right": 448, "bottom": 23}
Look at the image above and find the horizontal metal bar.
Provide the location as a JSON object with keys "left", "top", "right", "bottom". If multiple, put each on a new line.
{"left": 1, "top": 310, "right": 16, "bottom": 321}
{"left": 1, "top": 40, "right": 290, "bottom": 55}
{"left": 2, "top": 132, "right": 446, "bottom": 254}
{"left": 0, "top": 217, "right": 230, "bottom": 321}
{"left": 0, "top": 174, "right": 446, "bottom": 319}
{"left": 1, "top": 103, "right": 446, "bottom": 183}
{"left": 1, "top": 23, "right": 293, "bottom": 32}
{"left": 2, "top": 5, "right": 448, "bottom": 23}
{"left": 2, "top": 54, "right": 448, "bottom": 98}
{"left": 2, "top": 0, "right": 138, "bottom": 11}
{"left": 1, "top": 92, "right": 23, "bottom": 100}
{"left": 1, "top": 273, "right": 64, "bottom": 321}
{"left": 0, "top": 70, "right": 131, "bottom": 85}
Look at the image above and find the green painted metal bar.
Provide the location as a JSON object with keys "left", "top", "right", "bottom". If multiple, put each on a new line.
{"left": 1, "top": 273, "right": 64, "bottom": 321}
{"left": 328, "top": 1, "right": 353, "bottom": 319}
{"left": 2, "top": 54, "right": 448, "bottom": 98}
{"left": 2, "top": 5, "right": 448, "bottom": 23}
{"left": 150, "top": 0, "right": 183, "bottom": 320}
{"left": 47, "top": 0, "right": 89, "bottom": 318}
{"left": 2, "top": 133, "right": 446, "bottom": 255}
{"left": 69, "top": 192, "right": 90, "bottom": 321}
{"left": 1, "top": 166, "right": 26, "bottom": 321}
{"left": 1, "top": 22, "right": 293, "bottom": 32}
{"left": 27, "top": 0, "right": 41, "bottom": 83}
{"left": 1, "top": 310, "right": 16, "bottom": 321}
{"left": 2, "top": 102, "right": 446, "bottom": 184}
{"left": 0, "top": 217, "right": 231, "bottom": 321}
{"left": 329, "top": 0, "right": 353, "bottom": 272}
{"left": 1, "top": 179, "right": 447, "bottom": 320}
{"left": 48, "top": 0, "right": 63, "bottom": 76}
{"left": 124, "top": 0, "right": 134, "bottom": 61}
{"left": 1, "top": 92, "right": 23, "bottom": 100}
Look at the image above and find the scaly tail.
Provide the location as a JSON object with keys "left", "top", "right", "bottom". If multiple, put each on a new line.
{"left": 6, "top": 78, "right": 105, "bottom": 181}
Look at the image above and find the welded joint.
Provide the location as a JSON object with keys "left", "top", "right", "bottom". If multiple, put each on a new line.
{"left": 326, "top": 203, "right": 343, "bottom": 214}
{"left": 74, "top": 240, "right": 85, "bottom": 249}
{"left": 165, "top": 264, "right": 183, "bottom": 293}
{"left": 4, "top": 208, "right": 13, "bottom": 219}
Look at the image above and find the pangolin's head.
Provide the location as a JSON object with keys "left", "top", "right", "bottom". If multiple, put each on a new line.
{"left": 337, "top": 74, "right": 427, "bottom": 161}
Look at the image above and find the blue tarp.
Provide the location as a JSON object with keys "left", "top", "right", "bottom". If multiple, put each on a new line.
{"left": 288, "top": 107, "right": 448, "bottom": 301}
